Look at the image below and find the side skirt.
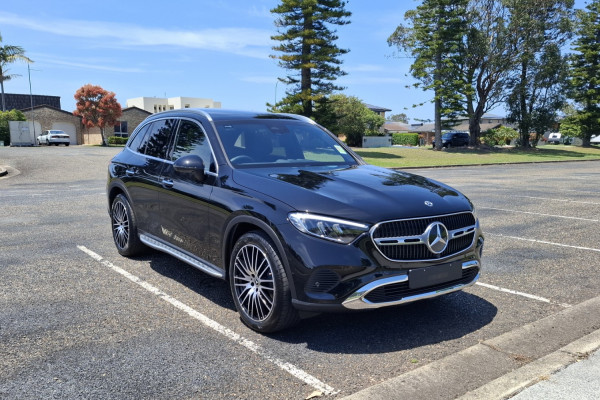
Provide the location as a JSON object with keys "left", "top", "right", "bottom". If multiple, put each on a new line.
{"left": 140, "top": 233, "right": 225, "bottom": 279}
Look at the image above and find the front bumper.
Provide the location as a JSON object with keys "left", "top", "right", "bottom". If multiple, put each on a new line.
{"left": 341, "top": 260, "right": 479, "bottom": 309}
{"left": 280, "top": 219, "right": 484, "bottom": 313}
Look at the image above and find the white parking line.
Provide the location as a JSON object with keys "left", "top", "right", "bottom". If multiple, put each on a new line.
{"left": 511, "top": 195, "right": 599, "bottom": 205}
{"left": 77, "top": 245, "right": 337, "bottom": 396}
{"left": 475, "top": 282, "right": 570, "bottom": 308}
{"left": 480, "top": 207, "right": 599, "bottom": 223}
{"left": 488, "top": 233, "right": 600, "bottom": 253}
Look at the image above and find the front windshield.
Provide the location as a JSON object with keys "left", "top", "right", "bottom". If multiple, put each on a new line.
{"left": 215, "top": 119, "right": 358, "bottom": 167}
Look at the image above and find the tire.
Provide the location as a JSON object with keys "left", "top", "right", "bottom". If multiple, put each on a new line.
{"left": 46, "top": 140, "right": 50, "bottom": 146}
{"left": 229, "top": 231, "right": 300, "bottom": 333}
{"left": 110, "top": 194, "right": 146, "bottom": 256}
{"left": 65, "top": 143, "right": 70, "bottom": 146}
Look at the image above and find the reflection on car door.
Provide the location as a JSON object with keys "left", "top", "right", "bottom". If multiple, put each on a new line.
{"left": 159, "top": 119, "right": 220, "bottom": 265}
{"left": 125, "top": 118, "right": 177, "bottom": 238}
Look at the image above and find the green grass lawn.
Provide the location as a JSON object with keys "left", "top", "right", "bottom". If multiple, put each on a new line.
{"left": 354, "top": 144, "right": 600, "bottom": 168}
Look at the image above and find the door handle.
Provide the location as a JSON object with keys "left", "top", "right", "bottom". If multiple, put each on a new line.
{"left": 162, "top": 179, "right": 174, "bottom": 188}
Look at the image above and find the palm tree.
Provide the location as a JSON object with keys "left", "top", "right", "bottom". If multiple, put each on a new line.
{"left": 0, "top": 33, "right": 33, "bottom": 111}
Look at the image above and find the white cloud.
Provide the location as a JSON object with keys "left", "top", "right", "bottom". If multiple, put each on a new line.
{"left": 37, "top": 56, "right": 145, "bottom": 73}
{"left": 0, "top": 12, "right": 272, "bottom": 58}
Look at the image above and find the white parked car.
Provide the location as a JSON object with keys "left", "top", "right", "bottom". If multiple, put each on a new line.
{"left": 591, "top": 134, "right": 600, "bottom": 145}
{"left": 547, "top": 132, "right": 561, "bottom": 144}
{"left": 37, "top": 130, "right": 70, "bottom": 146}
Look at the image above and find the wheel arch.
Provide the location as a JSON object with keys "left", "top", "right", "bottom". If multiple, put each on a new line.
{"left": 222, "top": 215, "right": 297, "bottom": 298}
{"left": 107, "top": 182, "right": 130, "bottom": 210}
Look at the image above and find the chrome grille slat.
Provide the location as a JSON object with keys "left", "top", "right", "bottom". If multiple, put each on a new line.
{"left": 371, "top": 212, "right": 476, "bottom": 262}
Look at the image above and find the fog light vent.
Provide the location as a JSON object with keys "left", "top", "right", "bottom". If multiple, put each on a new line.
{"left": 305, "top": 269, "right": 341, "bottom": 293}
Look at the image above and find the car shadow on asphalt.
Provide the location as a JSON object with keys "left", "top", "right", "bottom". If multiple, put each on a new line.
{"left": 143, "top": 250, "right": 237, "bottom": 311}
{"left": 270, "top": 292, "right": 497, "bottom": 354}
{"left": 145, "top": 250, "right": 497, "bottom": 354}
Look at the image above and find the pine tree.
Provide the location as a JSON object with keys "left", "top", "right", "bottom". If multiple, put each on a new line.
{"left": 568, "top": 0, "right": 600, "bottom": 147}
{"left": 270, "top": 0, "right": 351, "bottom": 118}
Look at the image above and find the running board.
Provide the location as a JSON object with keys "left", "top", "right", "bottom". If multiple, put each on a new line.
{"left": 140, "top": 234, "right": 225, "bottom": 279}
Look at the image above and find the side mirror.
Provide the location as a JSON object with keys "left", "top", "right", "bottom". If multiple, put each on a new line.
{"left": 173, "top": 155, "right": 206, "bottom": 183}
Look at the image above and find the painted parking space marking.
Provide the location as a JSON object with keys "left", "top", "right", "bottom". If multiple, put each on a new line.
{"left": 475, "top": 282, "right": 570, "bottom": 308}
{"left": 510, "top": 195, "right": 599, "bottom": 205}
{"left": 480, "top": 207, "right": 599, "bottom": 223}
{"left": 488, "top": 233, "right": 600, "bottom": 253}
{"left": 77, "top": 245, "right": 337, "bottom": 396}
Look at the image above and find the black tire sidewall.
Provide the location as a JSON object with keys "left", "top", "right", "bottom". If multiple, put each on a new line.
{"left": 229, "top": 231, "right": 296, "bottom": 333}
{"left": 111, "top": 194, "right": 144, "bottom": 256}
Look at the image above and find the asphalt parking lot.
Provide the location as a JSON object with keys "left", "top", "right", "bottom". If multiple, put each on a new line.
{"left": 1, "top": 146, "right": 599, "bottom": 399}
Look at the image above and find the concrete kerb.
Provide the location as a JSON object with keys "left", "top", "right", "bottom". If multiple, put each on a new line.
{"left": 341, "top": 295, "right": 600, "bottom": 400}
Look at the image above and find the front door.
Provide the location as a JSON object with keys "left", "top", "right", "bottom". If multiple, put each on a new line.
{"left": 158, "top": 119, "right": 220, "bottom": 265}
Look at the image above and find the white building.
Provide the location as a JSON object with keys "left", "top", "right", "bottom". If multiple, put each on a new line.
{"left": 126, "top": 97, "right": 222, "bottom": 114}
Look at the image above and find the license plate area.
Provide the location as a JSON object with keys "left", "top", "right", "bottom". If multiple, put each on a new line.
{"left": 408, "top": 262, "right": 462, "bottom": 290}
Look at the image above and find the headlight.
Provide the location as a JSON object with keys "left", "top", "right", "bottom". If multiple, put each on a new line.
{"left": 288, "top": 213, "right": 369, "bottom": 244}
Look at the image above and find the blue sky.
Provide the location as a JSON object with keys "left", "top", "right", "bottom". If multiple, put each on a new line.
{"left": 0, "top": 0, "right": 589, "bottom": 122}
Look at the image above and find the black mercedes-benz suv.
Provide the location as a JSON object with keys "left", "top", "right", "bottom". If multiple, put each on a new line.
{"left": 107, "top": 109, "right": 484, "bottom": 332}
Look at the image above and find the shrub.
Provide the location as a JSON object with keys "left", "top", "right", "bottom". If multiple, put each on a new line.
{"left": 107, "top": 136, "right": 128, "bottom": 145}
{"left": 0, "top": 109, "right": 27, "bottom": 146}
{"left": 0, "top": 126, "right": 9, "bottom": 146}
{"left": 482, "top": 126, "right": 519, "bottom": 146}
{"left": 392, "top": 133, "right": 419, "bottom": 146}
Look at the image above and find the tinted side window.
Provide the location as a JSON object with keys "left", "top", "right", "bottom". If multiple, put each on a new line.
{"left": 128, "top": 123, "right": 151, "bottom": 153}
{"left": 171, "top": 120, "right": 215, "bottom": 172}
{"left": 144, "top": 119, "right": 177, "bottom": 159}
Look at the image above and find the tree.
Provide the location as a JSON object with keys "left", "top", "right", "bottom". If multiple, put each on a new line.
{"left": 504, "top": 0, "right": 573, "bottom": 148}
{"left": 388, "top": 0, "right": 470, "bottom": 150}
{"left": 567, "top": 0, "right": 600, "bottom": 147}
{"left": 388, "top": 113, "right": 409, "bottom": 123}
{"left": 559, "top": 104, "right": 583, "bottom": 138}
{"left": 0, "top": 33, "right": 33, "bottom": 112}
{"left": 327, "top": 94, "right": 385, "bottom": 147}
{"left": 506, "top": 43, "right": 569, "bottom": 146}
{"left": 457, "top": 0, "right": 518, "bottom": 146}
{"left": 73, "top": 84, "right": 122, "bottom": 146}
{"left": 0, "top": 109, "right": 26, "bottom": 146}
{"left": 270, "top": 0, "right": 351, "bottom": 119}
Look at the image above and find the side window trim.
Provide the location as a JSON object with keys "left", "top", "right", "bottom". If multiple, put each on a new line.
{"left": 169, "top": 117, "right": 218, "bottom": 176}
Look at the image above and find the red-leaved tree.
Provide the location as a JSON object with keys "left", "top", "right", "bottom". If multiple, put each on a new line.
{"left": 74, "top": 84, "right": 122, "bottom": 146}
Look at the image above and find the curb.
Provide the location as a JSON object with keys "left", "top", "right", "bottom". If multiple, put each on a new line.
{"left": 457, "top": 329, "right": 600, "bottom": 399}
{"left": 341, "top": 295, "right": 600, "bottom": 400}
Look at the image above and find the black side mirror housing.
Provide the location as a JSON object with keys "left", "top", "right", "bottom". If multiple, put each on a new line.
{"left": 173, "top": 155, "right": 206, "bottom": 183}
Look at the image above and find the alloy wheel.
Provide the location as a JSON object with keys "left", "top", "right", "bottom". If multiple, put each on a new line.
{"left": 112, "top": 200, "right": 129, "bottom": 250}
{"left": 232, "top": 244, "right": 275, "bottom": 322}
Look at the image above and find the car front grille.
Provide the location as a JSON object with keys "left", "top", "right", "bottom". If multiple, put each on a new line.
{"left": 371, "top": 212, "right": 476, "bottom": 262}
{"left": 363, "top": 266, "right": 479, "bottom": 304}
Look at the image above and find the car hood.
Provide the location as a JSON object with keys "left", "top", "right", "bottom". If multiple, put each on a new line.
{"left": 232, "top": 164, "right": 472, "bottom": 223}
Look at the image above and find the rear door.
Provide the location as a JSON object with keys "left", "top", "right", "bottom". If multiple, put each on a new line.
{"left": 124, "top": 118, "right": 178, "bottom": 238}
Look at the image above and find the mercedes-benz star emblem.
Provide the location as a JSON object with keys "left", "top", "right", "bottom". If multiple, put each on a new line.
{"left": 424, "top": 222, "right": 449, "bottom": 254}
{"left": 424, "top": 201, "right": 433, "bottom": 207}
